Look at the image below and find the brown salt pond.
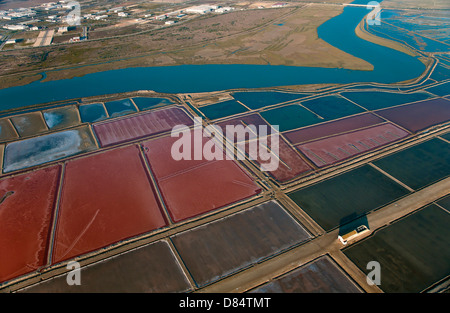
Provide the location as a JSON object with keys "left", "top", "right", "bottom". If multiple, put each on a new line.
{"left": 249, "top": 255, "right": 362, "bottom": 293}
{"left": 21, "top": 240, "right": 192, "bottom": 293}
{"left": 171, "top": 200, "right": 311, "bottom": 287}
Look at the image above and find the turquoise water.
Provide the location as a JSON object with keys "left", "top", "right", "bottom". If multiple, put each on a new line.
{"left": 368, "top": 9, "right": 450, "bottom": 52}
{"left": 341, "top": 90, "right": 433, "bottom": 110}
{"left": 79, "top": 103, "right": 107, "bottom": 123}
{"left": 199, "top": 100, "right": 248, "bottom": 120}
{"left": 232, "top": 91, "right": 311, "bottom": 110}
{"left": 301, "top": 95, "right": 365, "bottom": 120}
{"left": 43, "top": 107, "right": 79, "bottom": 129}
{"left": 425, "top": 81, "right": 450, "bottom": 97}
{"left": 104, "top": 98, "right": 137, "bottom": 118}
{"left": 260, "top": 104, "right": 323, "bottom": 132}
{"left": 132, "top": 97, "right": 174, "bottom": 110}
{"left": 369, "top": 21, "right": 449, "bottom": 53}
{"left": 0, "top": 0, "right": 426, "bottom": 111}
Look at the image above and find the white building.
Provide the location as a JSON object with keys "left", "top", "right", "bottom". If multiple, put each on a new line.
{"left": 110, "top": 7, "right": 124, "bottom": 13}
{"left": 44, "top": 5, "right": 59, "bottom": 11}
{"left": 272, "top": 2, "right": 288, "bottom": 8}
{"left": 41, "top": 2, "right": 57, "bottom": 7}
{"left": 186, "top": 5, "right": 215, "bottom": 14}
{"left": 338, "top": 225, "right": 369, "bottom": 245}
{"left": 117, "top": 12, "right": 128, "bottom": 17}
{"left": 94, "top": 15, "right": 108, "bottom": 20}
{"left": 165, "top": 20, "right": 176, "bottom": 25}
{"left": 3, "top": 24, "right": 28, "bottom": 30}
{"left": 215, "top": 7, "right": 234, "bottom": 13}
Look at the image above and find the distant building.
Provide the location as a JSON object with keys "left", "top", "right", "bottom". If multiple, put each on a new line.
{"left": 117, "top": 12, "right": 128, "bottom": 17}
{"left": 44, "top": 5, "right": 59, "bottom": 11}
{"left": 186, "top": 5, "right": 215, "bottom": 14}
{"left": 165, "top": 20, "right": 176, "bottom": 25}
{"left": 215, "top": 7, "right": 234, "bottom": 13}
{"left": 110, "top": 7, "right": 124, "bottom": 13}
{"left": 3, "top": 24, "right": 28, "bottom": 30}
{"left": 61, "top": 3, "right": 76, "bottom": 10}
{"left": 41, "top": 2, "right": 57, "bottom": 7}
{"left": 94, "top": 15, "right": 108, "bottom": 20}
{"left": 272, "top": 3, "right": 288, "bottom": 8}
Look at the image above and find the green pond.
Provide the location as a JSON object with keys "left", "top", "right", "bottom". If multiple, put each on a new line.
{"left": 343, "top": 204, "right": 450, "bottom": 293}
{"left": 288, "top": 165, "right": 410, "bottom": 231}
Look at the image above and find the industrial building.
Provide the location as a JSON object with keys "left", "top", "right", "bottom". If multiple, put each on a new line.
{"left": 186, "top": 5, "right": 217, "bottom": 14}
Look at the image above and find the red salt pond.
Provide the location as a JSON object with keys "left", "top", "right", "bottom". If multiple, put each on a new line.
{"left": 244, "top": 135, "right": 313, "bottom": 182}
{"left": 52, "top": 145, "right": 167, "bottom": 264}
{"left": 0, "top": 165, "right": 61, "bottom": 283}
{"left": 214, "top": 113, "right": 312, "bottom": 182}
{"left": 142, "top": 134, "right": 262, "bottom": 223}
{"left": 93, "top": 107, "right": 193, "bottom": 147}
{"left": 283, "top": 113, "right": 384, "bottom": 145}
{"left": 296, "top": 123, "right": 409, "bottom": 167}
{"left": 376, "top": 98, "right": 450, "bottom": 133}
{"left": 216, "top": 113, "right": 271, "bottom": 142}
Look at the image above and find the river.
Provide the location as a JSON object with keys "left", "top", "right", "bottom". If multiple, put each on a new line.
{"left": 0, "top": 0, "right": 426, "bottom": 111}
